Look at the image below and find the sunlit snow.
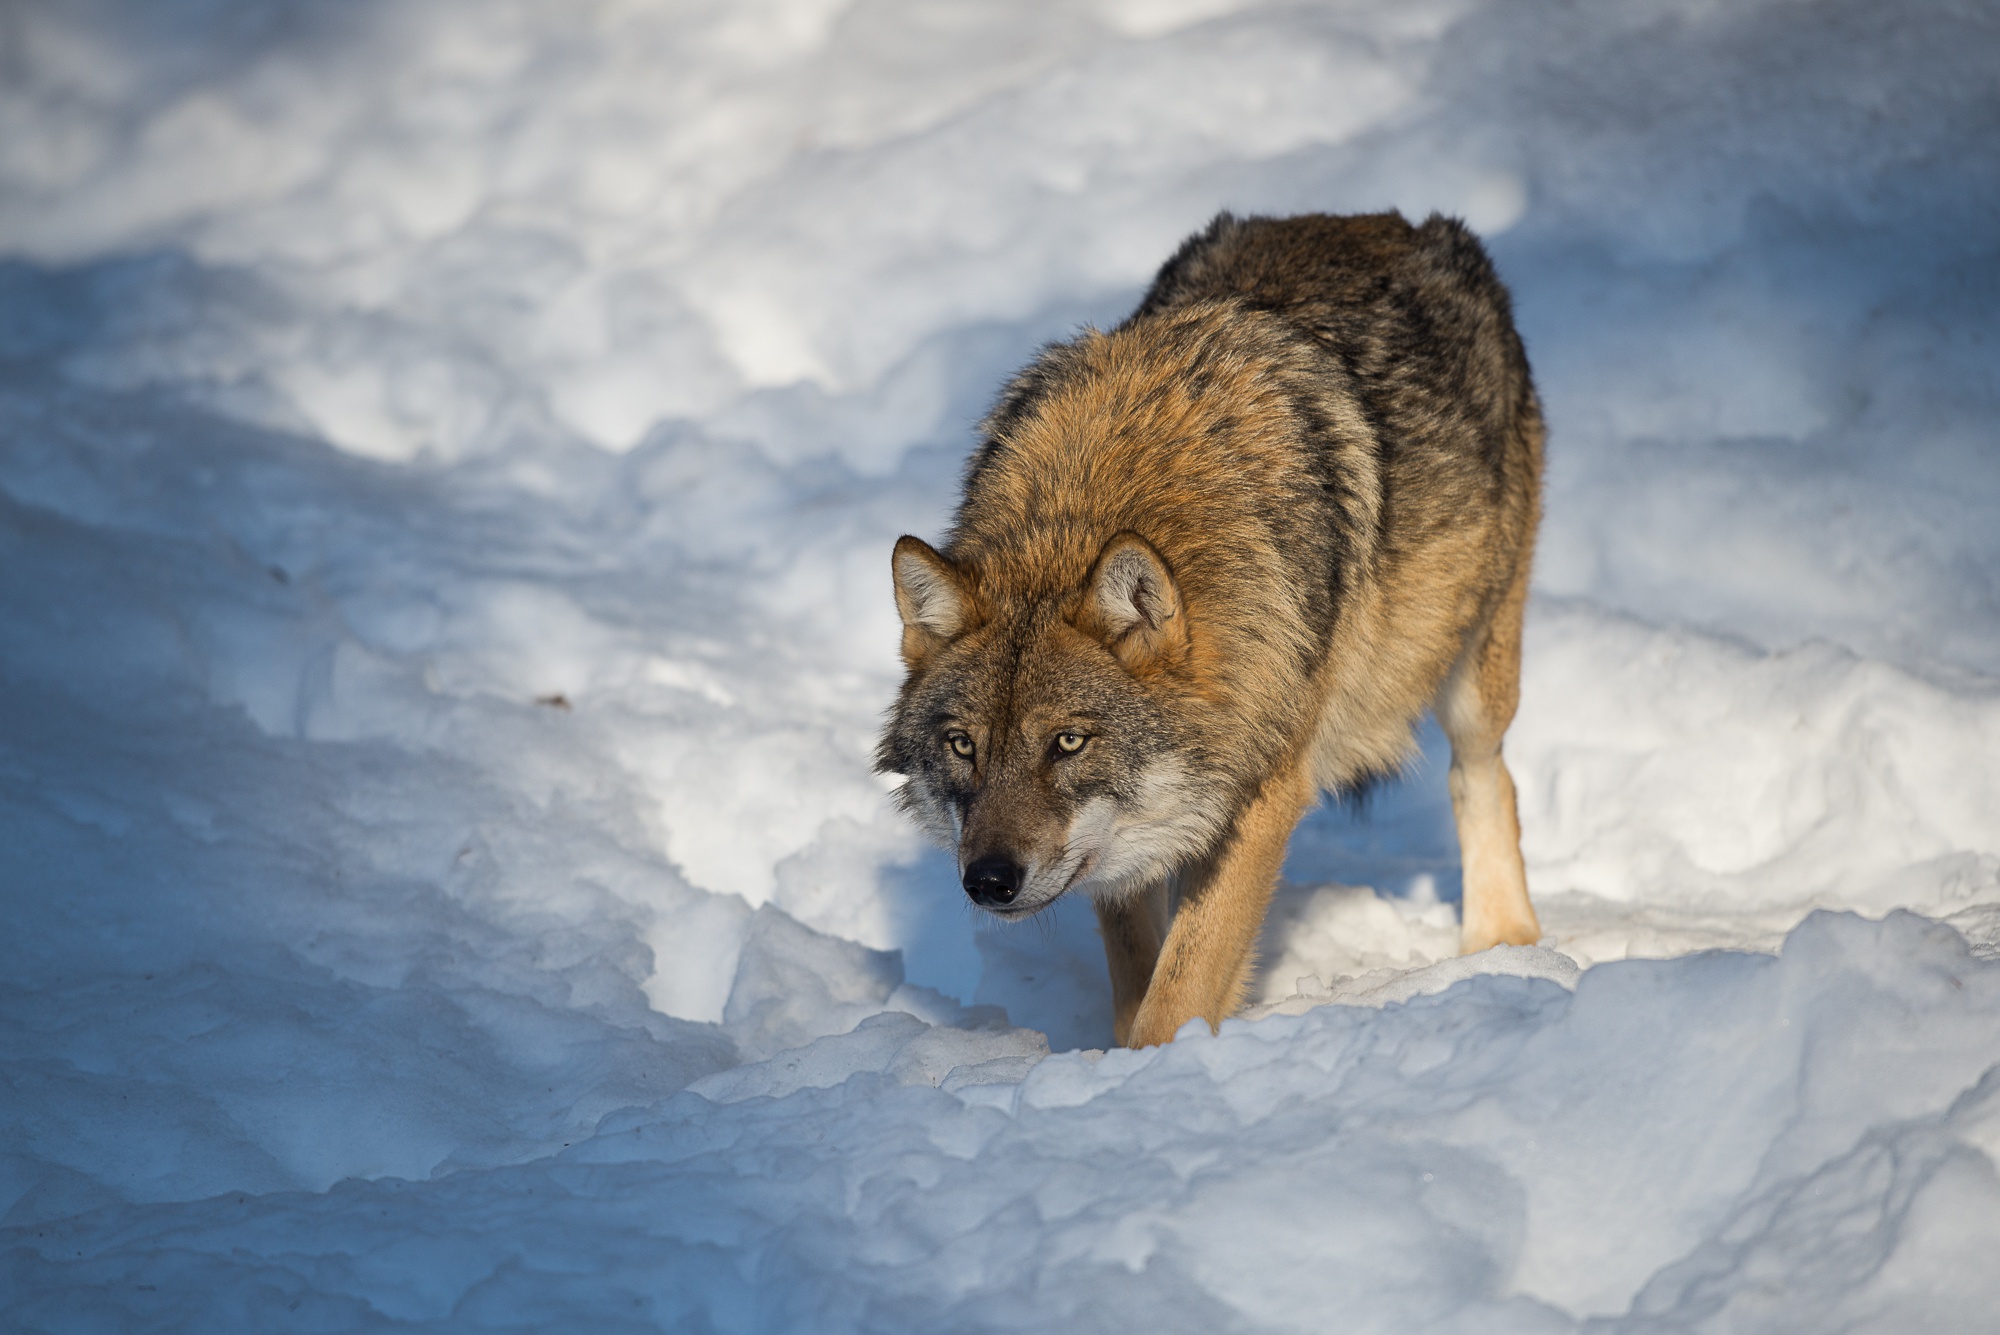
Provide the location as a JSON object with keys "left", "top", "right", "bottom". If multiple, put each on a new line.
{"left": 3, "top": 0, "right": 1998, "bottom": 1329}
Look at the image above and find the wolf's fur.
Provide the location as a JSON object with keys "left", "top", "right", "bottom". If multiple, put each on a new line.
{"left": 877, "top": 211, "right": 1543, "bottom": 1047}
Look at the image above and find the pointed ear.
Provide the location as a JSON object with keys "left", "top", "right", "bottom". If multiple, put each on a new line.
{"left": 892, "top": 536, "right": 973, "bottom": 666}
{"left": 1079, "top": 532, "right": 1188, "bottom": 672}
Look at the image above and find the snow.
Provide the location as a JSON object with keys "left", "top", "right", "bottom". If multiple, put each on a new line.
{"left": 2, "top": 0, "right": 1997, "bottom": 1329}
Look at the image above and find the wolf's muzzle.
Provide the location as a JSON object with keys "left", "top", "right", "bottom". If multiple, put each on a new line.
{"left": 962, "top": 856, "right": 1023, "bottom": 908}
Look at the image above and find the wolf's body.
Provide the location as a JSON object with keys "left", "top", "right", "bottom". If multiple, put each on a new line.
{"left": 878, "top": 211, "right": 1543, "bottom": 1047}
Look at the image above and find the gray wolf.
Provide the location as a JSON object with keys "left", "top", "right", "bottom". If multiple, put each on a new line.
{"left": 876, "top": 211, "right": 1543, "bottom": 1047}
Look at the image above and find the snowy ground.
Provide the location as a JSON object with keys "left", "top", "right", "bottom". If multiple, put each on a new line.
{"left": 4, "top": 0, "right": 1999, "bottom": 1329}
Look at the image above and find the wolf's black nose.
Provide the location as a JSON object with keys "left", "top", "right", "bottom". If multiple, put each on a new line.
{"left": 963, "top": 856, "right": 1023, "bottom": 907}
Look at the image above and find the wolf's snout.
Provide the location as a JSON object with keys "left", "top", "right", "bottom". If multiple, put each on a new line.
{"left": 963, "top": 856, "right": 1023, "bottom": 908}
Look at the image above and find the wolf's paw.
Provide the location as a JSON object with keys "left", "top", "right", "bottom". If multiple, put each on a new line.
{"left": 1122, "top": 1016, "right": 1180, "bottom": 1048}
{"left": 1124, "top": 1005, "right": 1216, "bottom": 1048}
{"left": 1460, "top": 917, "right": 1543, "bottom": 954}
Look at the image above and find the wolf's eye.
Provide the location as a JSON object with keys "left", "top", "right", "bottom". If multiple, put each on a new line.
{"left": 1053, "top": 731, "right": 1087, "bottom": 755}
{"left": 947, "top": 732, "right": 974, "bottom": 759}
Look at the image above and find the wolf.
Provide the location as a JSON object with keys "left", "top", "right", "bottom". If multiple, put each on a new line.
{"left": 876, "top": 211, "right": 1543, "bottom": 1048}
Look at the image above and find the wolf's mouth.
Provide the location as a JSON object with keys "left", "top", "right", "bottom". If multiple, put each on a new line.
{"left": 1062, "top": 850, "right": 1099, "bottom": 894}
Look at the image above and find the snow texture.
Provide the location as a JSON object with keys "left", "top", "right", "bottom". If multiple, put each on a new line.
{"left": 2, "top": 0, "right": 1998, "bottom": 1329}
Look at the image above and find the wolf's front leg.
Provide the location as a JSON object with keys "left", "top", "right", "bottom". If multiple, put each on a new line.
{"left": 1095, "top": 882, "right": 1169, "bottom": 1048}
{"left": 1124, "top": 763, "right": 1312, "bottom": 1047}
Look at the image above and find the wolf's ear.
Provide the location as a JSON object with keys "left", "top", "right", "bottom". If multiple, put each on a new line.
{"left": 1079, "top": 532, "right": 1188, "bottom": 673}
{"left": 892, "top": 536, "right": 973, "bottom": 666}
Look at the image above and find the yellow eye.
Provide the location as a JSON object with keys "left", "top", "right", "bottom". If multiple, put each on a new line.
{"left": 948, "top": 732, "right": 974, "bottom": 759}
{"left": 1054, "top": 731, "right": 1087, "bottom": 755}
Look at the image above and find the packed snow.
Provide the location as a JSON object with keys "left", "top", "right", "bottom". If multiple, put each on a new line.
{"left": 3, "top": 0, "right": 1998, "bottom": 1329}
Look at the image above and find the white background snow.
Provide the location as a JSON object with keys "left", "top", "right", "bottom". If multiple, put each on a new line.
{"left": 3, "top": 0, "right": 1999, "bottom": 1329}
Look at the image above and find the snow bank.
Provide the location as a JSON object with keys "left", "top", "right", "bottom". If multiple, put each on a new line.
{"left": 2, "top": 0, "right": 1998, "bottom": 1328}
{"left": 11, "top": 914, "right": 2000, "bottom": 1331}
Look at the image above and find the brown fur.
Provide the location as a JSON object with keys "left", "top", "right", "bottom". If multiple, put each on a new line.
{"left": 878, "top": 211, "right": 1543, "bottom": 1047}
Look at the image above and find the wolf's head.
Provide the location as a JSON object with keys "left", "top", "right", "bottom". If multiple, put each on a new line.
{"left": 875, "top": 531, "right": 1230, "bottom": 917}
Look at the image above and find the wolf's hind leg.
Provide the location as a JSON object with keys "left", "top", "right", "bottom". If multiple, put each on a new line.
{"left": 1437, "top": 560, "right": 1541, "bottom": 953}
{"left": 1095, "top": 882, "right": 1169, "bottom": 1048}
{"left": 1124, "top": 761, "right": 1312, "bottom": 1047}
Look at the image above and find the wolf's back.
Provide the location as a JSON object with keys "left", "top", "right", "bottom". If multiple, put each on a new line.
{"left": 956, "top": 210, "right": 1536, "bottom": 644}
{"left": 1134, "top": 209, "right": 1536, "bottom": 472}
